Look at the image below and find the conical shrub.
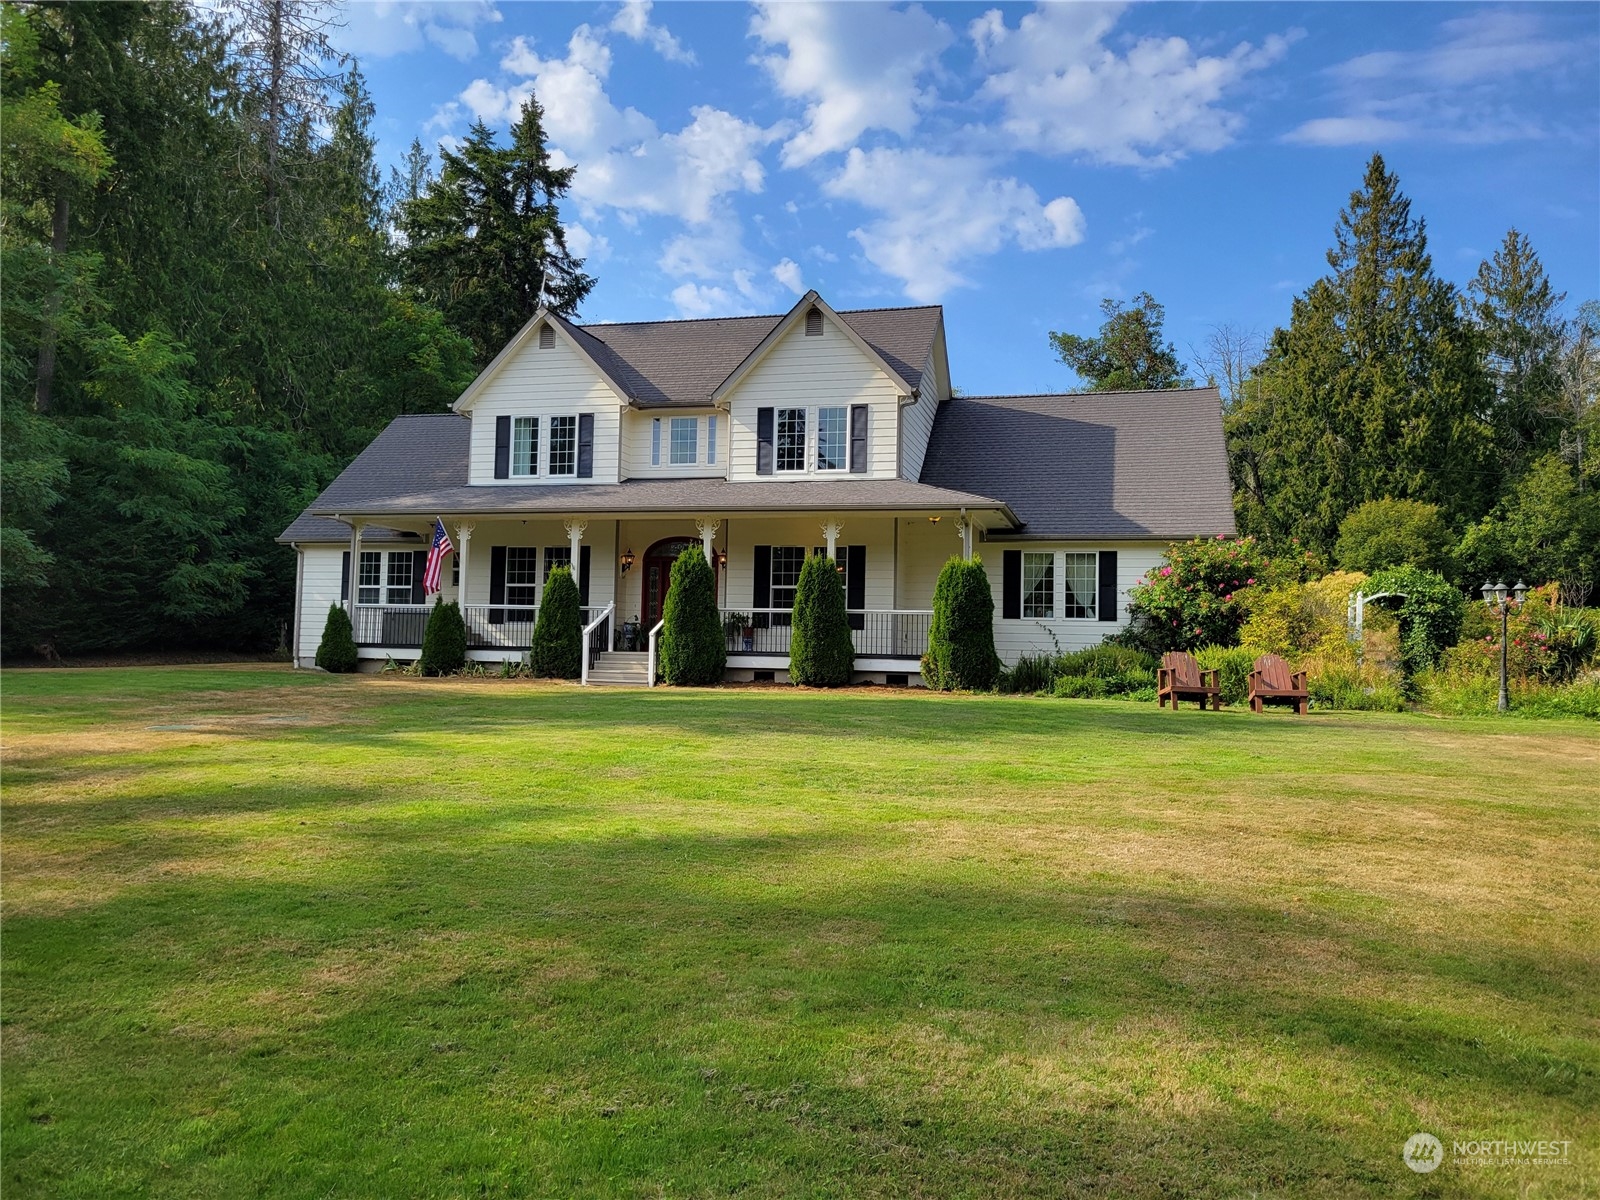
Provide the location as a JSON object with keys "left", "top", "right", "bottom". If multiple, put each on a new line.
{"left": 315, "top": 604, "right": 359, "bottom": 673}
{"left": 529, "top": 566, "right": 582, "bottom": 679}
{"left": 789, "top": 554, "right": 854, "bottom": 686}
{"left": 922, "top": 555, "right": 999, "bottom": 691}
{"left": 419, "top": 599, "right": 467, "bottom": 676}
{"left": 660, "top": 547, "right": 725, "bottom": 685}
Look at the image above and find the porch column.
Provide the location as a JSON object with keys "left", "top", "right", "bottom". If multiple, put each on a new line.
{"left": 695, "top": 517, "right": 720, "bottom": 566}
{"left": 347, "top": 520, "right": 365, "bottom": 608}
{"left": 564, "top": 518, "right": 587, "bottom": 565}
{"left": 454, "top": 522, "right": 474, "bottom": 605}
{"left": 820, "top": 519, "right": 843, "bottom": 561}
{"left": 955, "top": 514, "right": 973, "bottom": 560}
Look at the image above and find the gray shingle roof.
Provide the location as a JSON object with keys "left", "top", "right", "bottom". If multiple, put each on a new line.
{"left": 278, "top": 412, "right": 1009, "bottom": 542}
{"left": 569, "top": 305, "right": 941, "bottom": 408}
{"left": 919, "top": 388, "right": 1236, "bottom": 541}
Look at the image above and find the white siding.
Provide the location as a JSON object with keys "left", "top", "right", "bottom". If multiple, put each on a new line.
{"left": 725, "top": 313, "right": 903, "bottom": 482}
{"left": 296, "top": 545, "right": 347, "bottom": 666}
{"left": 463, "top": 327, "right": 622, "bottom": 485}
{"left": 457, "top": 519, "right": 617, "bottom": 612}
{"left": 621, "top": 408, "right": 726, "bottom": 480}
{"left": 984, "top": 542, "right": 1166, "bottom": 662}
{"left": 722, "top": 516, "right": 898, "bottom": 615}
{"left": 898, "top": 346, "right": 946, "bottom": 481}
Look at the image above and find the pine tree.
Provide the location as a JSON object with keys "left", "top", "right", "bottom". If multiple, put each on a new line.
{"left": 1049, "top": 292, "right": 1193, "bottom": 392}
{"left": 788, "top": 555, "right": 854, "bottom": 686}
{"left": 1233, "top": 154, "right": 1495, "bottom": 554}
{"left": 529, "top": 566, "right": 582, "bottom": 679}
{"left": 400, "top": 95, "right": 595, "bottom": 366}
{"left": 1467, "top": 230, "right": 1566, "bottom": 478}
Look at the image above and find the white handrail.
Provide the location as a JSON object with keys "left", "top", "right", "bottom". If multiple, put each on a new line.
{"left": 646, "top": 618, "right": 666, "bottom": 687}
{"left": 579, "top": 602, "right": 615, "bottom": 686}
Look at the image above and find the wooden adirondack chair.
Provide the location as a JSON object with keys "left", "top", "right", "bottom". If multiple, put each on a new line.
{"left": 1158, "top": 651, "right": 1222, "bottom": 710}
{"left": 1248, "top": 653, "right": 1309, "bottom": 715}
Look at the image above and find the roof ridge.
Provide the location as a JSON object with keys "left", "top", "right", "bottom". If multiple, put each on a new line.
{"left": 390, "top": 411, "right": 469, "bottom": 420}
{"left": 957, "top": 386, "right": 1220, "bottom": 400}
{"left": 577, "top": 303, "right": 942, "bottom": 331}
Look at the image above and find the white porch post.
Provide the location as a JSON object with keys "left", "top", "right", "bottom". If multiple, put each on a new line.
{"left": 955, "top": 512, "right": 972, "bottom": 560}
{"left": 454, "top": 522, "right": 474, "bottom": 604}
{"left": 821, "top": 519, "right": 843, "bottom": 560}
{"left": 695, "top": 517, "right": 720, "bottom": 566}
{"left": 564, "top": 518, "right": 587, "bottom": 568}
{"left": 347, "top": 520, "right": 365, "bottom": 607}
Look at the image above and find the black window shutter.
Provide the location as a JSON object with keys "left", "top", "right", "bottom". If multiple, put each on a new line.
{"left": 847, "top": 545, "right": 866, "bottom": 630}
{"left": 849, "top": 405, "right": 868, "bottom": 473}
{"left": 494, "top": 415, "right": 511, "bottom": 479}
{"left": 489, "top": 546, "right": 506, "bottom": 624}
{"left": 577, "top": 413, "right": 594, "bottom": 478}
{"left": 1002, "top": 550, "right": 1021, "bottom": 620}
{"left": 1098, "top": 550, "right": 1118, "bottom": 622}
{"left": 411, "top": 550, "right": 427, "bottom": 603}
{"left": 341, "top": 550, "right": 350, "bottom": 602}
{"left": 755, "top": 408, "right": 774, "bottom": 475}
{"left": 579, "top": 545, "right": 591, "bottom": 606}
{"left": 752, "top": 544, "right": 771, "bottom": 628}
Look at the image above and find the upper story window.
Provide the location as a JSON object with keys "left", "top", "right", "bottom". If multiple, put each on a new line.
{"left": 1023, "top": 552, "right": 1054, "bottom": 619}
{"left": 670, "top": 417, "right": 697, "bottom": 465}
{"left": 549, "top": 415, "right": 577, "bottom": 476}
{"left": 707, "top": 415, "right": 717, "bottom": 465}
{"left": 512, "top": 416, "right": 538, "bottom": 477}
{"left": 816, "top": 406, "right": 847, "bottom": 471}
{"left": 776, "top": 407, "right": 806, "bottom": 472}
{"left": 1063, "top": 552, "right": 1097, "bottom": 619}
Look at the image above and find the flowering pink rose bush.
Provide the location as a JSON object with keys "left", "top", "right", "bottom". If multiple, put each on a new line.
{"left": 1123, "top": 536, "right": 1272, "bottom": 652}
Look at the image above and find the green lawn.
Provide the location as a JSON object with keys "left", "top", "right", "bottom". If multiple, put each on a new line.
{"left": 2, "top": 667, "right": 1597, "bottom": 1198}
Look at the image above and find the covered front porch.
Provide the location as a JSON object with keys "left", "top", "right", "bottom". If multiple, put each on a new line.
{"left": 326, "top": 506, "right": 991, "bottom": 682}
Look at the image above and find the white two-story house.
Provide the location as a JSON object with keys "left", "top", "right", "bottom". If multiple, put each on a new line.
{"left": 278, "top": 290, "right": 1234, "bottom": 683}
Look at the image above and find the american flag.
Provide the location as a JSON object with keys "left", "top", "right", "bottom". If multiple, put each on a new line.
{"left": 423, "top": 518, "right": 453, "bottom": 596}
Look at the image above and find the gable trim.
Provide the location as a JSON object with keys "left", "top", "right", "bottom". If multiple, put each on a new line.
{"left": 452, "top": 307, "right": 634, "bottom": 413}
{"left": 709, "top": 290, "right": 917, "bottom": 405}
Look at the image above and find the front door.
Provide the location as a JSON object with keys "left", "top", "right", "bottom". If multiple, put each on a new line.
{"left": 642, "top": 538, "right": 703, "bottom": 626}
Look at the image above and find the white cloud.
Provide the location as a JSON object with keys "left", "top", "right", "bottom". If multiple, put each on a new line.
{"left": 564, "top": 221, "right": 610, "bottom": 262}
{"left": 971, "top": 3, "right": 1295, "bottom": 167}
{"left": 824, "top": 147, "right": 1084, "bottom": 301}
{"left": 671, "top": 282, "right": 746, "bottom": 317}
{"left": 333, "top": 1, "right": 501, "bottom": 62}
{"left": 1285, "top": 10, "right": 1577, "bottom": 146}
{"left": 610, "top": 0, "right": 695, "bottom": 65}
{"left": 771, "top": 258, "right": 804, "bottom": 294}
{"left": 750, "top": 1, "right": 954, "bottom": 166}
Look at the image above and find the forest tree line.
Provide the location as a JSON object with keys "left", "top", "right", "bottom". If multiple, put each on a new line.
{"left": 3, "top": 2, "right": 1596, "bottom": 661}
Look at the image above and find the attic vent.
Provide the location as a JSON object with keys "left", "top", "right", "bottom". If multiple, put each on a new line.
{"left": 804, "top": 308, "right": 823, "bottom": 337}
{"left": 539, "top": 325, "right": 555, "bottom": 349}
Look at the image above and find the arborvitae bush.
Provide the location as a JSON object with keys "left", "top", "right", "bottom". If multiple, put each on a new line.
{"left": 789, "top": 554, "right": 854, "bottom": 686}
{"left": 660, "top": 547, "right": 725, "bottom": 685}
{"left": 529, "top": 566, "right": 582, "bottom": 679}
{"left": 419, "top": 600, "right": 467, "bottom": 676}
{"left": 922, "top": 555, "right": 1000, "bottom": 691}
{"left": 315, "top": 604, "right": 359, "bottom": 673}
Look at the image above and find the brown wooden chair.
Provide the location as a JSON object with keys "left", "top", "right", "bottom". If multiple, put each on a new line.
{"left": 1248, "top": 653, "right": 1309, "bottom": 715}
{"left": 1158, "top": 651, "right": 1222, "bottom": 710}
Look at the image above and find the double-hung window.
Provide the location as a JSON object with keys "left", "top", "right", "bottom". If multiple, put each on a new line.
{"left": 669, "top": 417, "right": 697, "bottom": 465}
{"left": 511, "top": 416, "right": 538, "bottom": 477}
{"left": 776, "top": 408, "right": 806, "bottom": 472}
{"left": 358, "top": 551, "right": 383, "bottom": 605}
{"left": 542, "top": 546, "right": 572, "bottom": 583}
{"left": 504, "top": 548, "right": 539, "bottom": 607}
{"left": 548, "top": 415, "right": 577, "bottom": 476}
{"left": 769, "top": 546, "right": 805, "bottom": 625}
{"left": 1063, "top": 553, "right": 1098, "bottom": 619}
{"left": 816, "top": 406, "right": 847, "bottom": 470}
{"left": 385, "top": 553, "right": 414, "bottom": 605}
{"left": 1022, "top": 552, "right": 1054, "bottom": 619}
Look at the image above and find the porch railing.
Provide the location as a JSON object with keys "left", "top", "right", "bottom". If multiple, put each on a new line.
{"left": 352, "top": 603, "right": 605, "bottom": 652}
{"left": 580, "top": 603, "right": 614, "bottom": 685}
{"left": 719, "top": 608, "right": 932, "bottom": 659}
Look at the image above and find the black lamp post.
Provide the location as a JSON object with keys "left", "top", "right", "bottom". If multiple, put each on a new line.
{"left": 1479, "top": 580, "right": 1527, "bottom": 712}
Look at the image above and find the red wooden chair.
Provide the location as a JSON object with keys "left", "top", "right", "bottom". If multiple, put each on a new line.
{"left": 1248, "top": 653, "right": 1309, "bottom": 715}
{"left": 1158, "top": 651, "right": 1222, "bottom": 710}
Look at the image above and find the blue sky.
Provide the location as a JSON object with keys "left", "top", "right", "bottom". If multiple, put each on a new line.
{"left": 336, "top": 1, "right": 1599, "bottom": 396}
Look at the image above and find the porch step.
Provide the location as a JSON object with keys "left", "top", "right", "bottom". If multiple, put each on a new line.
{"left": 587, "top": 651, "right": 651, "bottom": 687}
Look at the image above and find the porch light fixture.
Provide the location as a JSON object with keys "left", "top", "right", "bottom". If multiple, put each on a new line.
{"left": 927, "top": 515, "right": 941, "bottom": 524}
{"left": 714, "top": 548, "right": 727, "bottom": 569}
{"left": 620, "top": 548, "right": 635, "bottom": 574}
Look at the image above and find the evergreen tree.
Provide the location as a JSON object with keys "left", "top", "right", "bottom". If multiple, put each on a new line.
{"left": 659, "top": 548, "right": 725, "bottom": 685}
{"left": 788, "top": 555, "right": 854, "bottom": 687}
{"left": 1335, "top": 499, "right": 1454, "bottom": 576}
{"left": 1232, "top": 154, "right": 1495, "bottom": 554}
{"left": 1467, "top": 230, "right": 1566, "bottom": 478}
{"left": 419, "top": 600, "right": 467, "bottom": 676}
{"left": 923, "top": 556, "right": 1000, "bottom": 691}
{"left": 529, "top": 566, "right": 582, "bottom": 679}
{"left": 1049, "top": 292, "right": 1193, "bottom": 392}
{"left": 400, "top": 95, "right": 595, "bottom": 366}
{"left": 315, "top": 604, "right": 358, "bottom": 672}
{"left": 1456, "top": 454, "right": 1600, "bottom": 596}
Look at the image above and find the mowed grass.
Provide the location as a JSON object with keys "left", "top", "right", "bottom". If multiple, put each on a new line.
{"left": 2, "top": 667, "right": 1597, "bottom": 1199}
